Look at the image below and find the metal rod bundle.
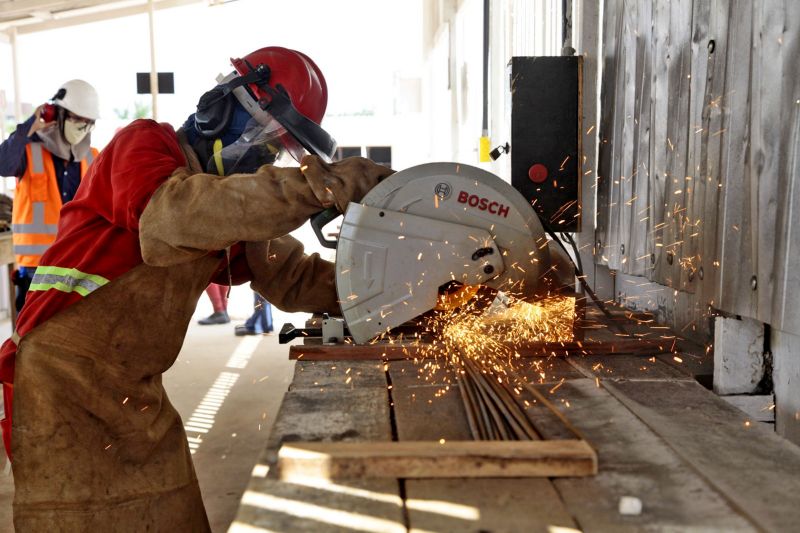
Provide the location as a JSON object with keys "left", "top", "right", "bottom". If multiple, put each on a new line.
{"left": 457, "top": 357, "right": 543, "bottom": 441}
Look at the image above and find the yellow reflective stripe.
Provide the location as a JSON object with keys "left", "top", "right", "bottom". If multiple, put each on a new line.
{"left": 29, "top": 266, "right": 110, "bottom": 297}
{"left": 30, "top": 143, "right": 45, "bottom": 174}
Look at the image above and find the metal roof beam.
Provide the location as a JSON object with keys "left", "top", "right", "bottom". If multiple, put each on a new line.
{"left": 0, "top": 0, "right": 204, "bottom": 34}
{"left": 0, "top": 0, "right": 113, "bottom": 20}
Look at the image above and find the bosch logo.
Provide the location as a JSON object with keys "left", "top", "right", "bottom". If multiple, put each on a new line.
{"left": 434, "top": 182, "right": 452, "bottom": 200}
{"left": 457, "top": 191, "right": 510, "bottom": 218}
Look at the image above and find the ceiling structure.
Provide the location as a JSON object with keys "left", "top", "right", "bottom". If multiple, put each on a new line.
{"left": 0, "top": 0, "right": 230, "bottom": 119}
{"left": 0, "top": 0, "right": 215, "bottom": 37}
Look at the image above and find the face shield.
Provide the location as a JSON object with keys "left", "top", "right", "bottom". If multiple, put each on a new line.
{"left": 217, "top": 70, "right": 337, "bottom": 165}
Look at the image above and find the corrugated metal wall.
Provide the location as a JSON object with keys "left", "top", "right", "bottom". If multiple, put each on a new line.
{"left": 595, "top": 0, "right": 800, "bottom": 336}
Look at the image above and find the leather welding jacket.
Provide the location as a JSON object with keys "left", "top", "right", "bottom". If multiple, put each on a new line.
{"left": 0, "top": 118, "right": 391, "bottom": 531}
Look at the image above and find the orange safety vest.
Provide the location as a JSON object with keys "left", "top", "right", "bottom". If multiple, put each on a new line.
{"left": 11, "top": 143, "right": 98, "bottom": 267}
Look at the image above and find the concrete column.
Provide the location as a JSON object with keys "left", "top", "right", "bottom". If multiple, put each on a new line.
{"left": 713, "top": 316, "right": 765, "bottom": 395}
{"left": 147, "top": 0, "right": 158, "bottom": 121}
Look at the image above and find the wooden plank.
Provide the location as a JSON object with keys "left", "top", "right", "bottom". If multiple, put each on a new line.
{"left": 627, "top": 0, "right": 653, "bottom": 278}
{"left": 649, "top": 0, "right": 673, "bottom": 287}
{"left": 771, "top": 0, "right": 800, "bottom": 336}
{"left": 232, "top": 477, "right": 405, "bottom": 533}
{"left": 613, "top": 2, "right": 638, "bottom": 273}
{"left": 0, "top": 234, "right": 12, "bottom": 265}
{"left": 290, "top": 339, "right": 673, "bottom": 361}
{"left": 682, "top": 0, "right": 712, "bottom": 294}
{"left": 595, "top": 0, "right": 624, "bottom": 269}
{"left": 576, "top": 0, "right": 602, "bottom": 294}
{"left": 717, "top": 0, "right": 756, "bottom": 319}
{"left": 264, "top": 388, "right": 393, "bottom": 467}
{"left": 387, "top": 359, "right": 458, "bottom": 389}
{"left": 277, "top": 440, "right": 597, "bottom": 480}
{"left": 749, "top": 0, "right": 784, "bottom": 325}
{"left": 289, "top": 360, "right": 388, "bottom": 391}
{"left": 663, "top": 0, "right": 694, "bottom": 293}
{"left": 603, "top": 379, "right": 800, "bottom": 532}
{"left": 699, "top": 0, "right": 730, "bottom": 320}
{"left": 771, "top": 328, "right": 800, "bottom": 445}
{"left": 230, "top": 370, "right": 403, "bottom": 531}
{"left": 389, "top": 363, "right": 580, "bottom": 531}
{"left": 567, "top": 353, "right": 690, "bottom": 381}
{"left": 688, "top": 0, "right": 727, "bottom": 327}
{"left": 608, "top": 0, "right": 627, "bottom": 271}
{"left": 405, "top": 479, "right": 578, "bottom": 533}
{"left": 391, "top": 382, "right": 472, "bottom": 442}
{"left": 289, "top": 343, "right": 426, "bottom": 361}
{"left": 545, "top": 379, "right": 756, "bottom": 532}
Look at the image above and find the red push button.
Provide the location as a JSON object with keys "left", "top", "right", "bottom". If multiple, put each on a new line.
{"left": 528, "top": 163, "right": 548, "bottom": 183}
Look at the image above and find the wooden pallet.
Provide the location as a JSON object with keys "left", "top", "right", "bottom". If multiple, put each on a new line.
{"left": 288, "top": 338, "right": 671, "bottom": 361}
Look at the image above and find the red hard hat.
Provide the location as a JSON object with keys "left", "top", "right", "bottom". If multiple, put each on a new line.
{"left": 231, "top": 46, "right": 328, "bottom": 125}
{"left": 225, "top": 46, "right": 336, "bottom": 162}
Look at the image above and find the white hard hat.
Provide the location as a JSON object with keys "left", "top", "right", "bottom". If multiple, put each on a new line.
{"left": 53, "top": 79, "right": 100, "bottom": 120}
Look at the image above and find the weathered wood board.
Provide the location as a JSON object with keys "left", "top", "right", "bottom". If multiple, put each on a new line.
{"left": 604, "top": 379, "right": 800, "bottom": 532}
{"left": 593, "top": 0, "right": 800, "bottom": 338}
{"left": 230, "top": 362, "right": 405, "bottom": 532}
{"left": 277, "top": 440, "right": 598, "bottom": 480}
{"left": 544, "top": 379, "right": 757, "bottom": 532}
{"left": 288, "top": 338, "right": 673, "bottom": 361}
{"left": 389, "top": 362, "right": 582, "bottom": 533}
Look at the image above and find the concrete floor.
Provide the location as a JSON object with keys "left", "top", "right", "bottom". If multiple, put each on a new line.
{"left": 0, "top": 285, "right": 309, "bottom": 532}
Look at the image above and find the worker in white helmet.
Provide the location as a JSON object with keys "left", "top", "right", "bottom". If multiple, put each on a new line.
{"left": 0, "top": 79, "right": 101, "bottom": 311}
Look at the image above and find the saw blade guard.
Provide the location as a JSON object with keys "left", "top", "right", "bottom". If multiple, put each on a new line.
{"left": 335, "top": 162, "right": 551, "bottom": 343}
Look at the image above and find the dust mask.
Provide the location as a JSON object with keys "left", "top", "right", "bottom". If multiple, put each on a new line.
{"left": 63, "top": 119, "right": 90, "bottom": 146}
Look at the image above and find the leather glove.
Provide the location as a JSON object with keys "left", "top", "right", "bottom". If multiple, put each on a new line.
{"left": 300, "top": 155, "right": 394, "bottom": 213}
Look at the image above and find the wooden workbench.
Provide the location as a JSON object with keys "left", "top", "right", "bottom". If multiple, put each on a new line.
{"left": 0, "top": 232, "right": 14, "bottom": 325}
{"left": 229, "top": 337, "right": 800, "bottom": 532}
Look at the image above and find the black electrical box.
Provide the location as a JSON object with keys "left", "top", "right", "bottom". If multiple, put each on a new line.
{"left": 508, "top": 56, "right": 582, "bottom": 231}
{"left": 136, "top": 72, "right": 175, "bottom": 94}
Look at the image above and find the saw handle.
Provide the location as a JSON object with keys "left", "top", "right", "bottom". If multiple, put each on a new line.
{"left": 311, "top": 207, "right": 341, "bottom": 249}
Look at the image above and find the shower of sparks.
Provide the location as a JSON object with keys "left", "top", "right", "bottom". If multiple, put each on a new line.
{"left": 380, "top": 293, "right": 577, "bottom": 388}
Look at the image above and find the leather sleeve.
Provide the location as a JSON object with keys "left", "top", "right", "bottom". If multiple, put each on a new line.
{"left": 139, "top": 154, "right": 393, "bottom": 267}
{"left": 245, "top": 236, "right": 339, "bottom": 315}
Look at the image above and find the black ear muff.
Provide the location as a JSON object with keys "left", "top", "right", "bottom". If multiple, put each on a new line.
{"left": 194, "top": 86, "right": 234, "bottom": 139}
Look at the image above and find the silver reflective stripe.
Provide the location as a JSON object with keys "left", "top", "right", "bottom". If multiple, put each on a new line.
{"left": 29, "top": 266, "right": 110, "bottom": 297}
{"left": 11, "top": 202, "right": 58, "bottom": 234}
{"left": 85, "top": 151, "right": 94, "bottom": 165}
{"left": 30, "top": 143, "right": 44, "bottom": 174}
{"left": 13, "top": 244, "right": 50, "bottom": 255}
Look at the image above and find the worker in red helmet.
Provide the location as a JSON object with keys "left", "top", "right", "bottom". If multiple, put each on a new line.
{"left": 0, "top": 46, "right": 392, "bottom": 531}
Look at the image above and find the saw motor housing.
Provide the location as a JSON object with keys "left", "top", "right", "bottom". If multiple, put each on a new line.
{"left": 335, "top": 162, "right": 562, "bottom": 344}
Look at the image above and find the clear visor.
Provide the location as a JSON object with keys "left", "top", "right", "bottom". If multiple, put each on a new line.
{"left": 209, "top": 114, "right": 308, "bottom": 175}
{"left": 220, "top": 71, "right": 319, "bottom": 164}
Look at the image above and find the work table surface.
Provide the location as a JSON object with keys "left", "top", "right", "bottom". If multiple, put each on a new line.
{"left": 228, "top": 341, "right": 800, "bottom": 532}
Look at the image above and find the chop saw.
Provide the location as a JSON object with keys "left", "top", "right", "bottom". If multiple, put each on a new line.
{"left": 331, "top": 162, "right": 564, "bottom": 344}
